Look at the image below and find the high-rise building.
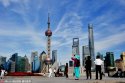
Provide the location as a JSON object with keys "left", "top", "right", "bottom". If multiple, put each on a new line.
{"left": 0, "top": 56, "right": 6, "bottom": 65}
{"left": 17, "top": 56, "right": 26, "bottom": 72}
{"left": 39, "top": 51, "right": 47, "bottom": 72}
{"left": 10, "top": 53, "right": 18, "bottom": 72}
{"left": 31, "top": 51, "right": 40, "bottom": 73}
{"left": 88, "top": 24, "right": 95, "bottom": 68}
{"left": 72, "top": 38, "right": 79, "bottom": 55}
{"left": 10, "top": 61, "right": 15, "bottom": 72}
{"left": 5, "top": 60, "right": 11, "bottom": 72}
{"left": 104, "top": 52, "right": 115, "bottom": 72}
{"left": 52, "top": 50, "right": 57, "bottom": 64}
{"left": 0, "top": 56, "right": 6, "bottom": 70}
{"left": 10, "top": 53, "right": 18, "bottom": 62}
{"left": 82, "top": 45, "right": 90, "bottom": 66}
{"left": 24, "top": 55, "right": 30, "bottom": 72}
{"left": 39, "top": 51, "right": 47, "bottom": 62}
{"left": 31, "top": 51, "right": 38, "bottom": 63}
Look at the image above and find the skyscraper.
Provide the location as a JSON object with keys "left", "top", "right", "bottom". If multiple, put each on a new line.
{"left": 104, "top": 52, "right": 115, "bottom": 72}
{"left": 0, "top": 56, "right": 6, "bottom": 70}
{"left": 39, "top": 51, "right": 47, "bottom": 62}
{"left": 17, "top": 56, "right": 26, "bottom": 72}
{"left": 45, "top": 13, "right": 52, "bottom": 60}
{"left": 72, "top": 38, "right": 79, "bottom": 55}
{"left": 10, "top": 60, "right": 15, "bottom": 72}
{"left": 31, "top": 51, "right": 38, "bottom": 63}
{"left": 24, "top": 55, "right": 30, "bottom": 72}
{"left": 39, "top": 51, "right": 47, "bottom": 72}
{"left": 52, "top": 50, "right": 57, "bottom": 64}
{"left": 88, "top": 24, "right": 95, "bottom": 68}
{"left": 10, "top": 53, "right": 18, "bottom": 72}
{"left": 0, "top": 56, "right": 6, "bottom": 65}
{"left": 10, "top": 53, "right": 18, "bottom": 62}
{"left": 31, "top": 51, "right": 40, "bottom": 73}
{"left": 82, "top": 45, "right": 90, "bottom": 66}
{"left": 32, "top": 55, "right": 40, "bottom": 73}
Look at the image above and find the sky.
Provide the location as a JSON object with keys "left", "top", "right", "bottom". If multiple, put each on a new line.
{"left": 0, "top": 0, "right": 125, "bottom": 64}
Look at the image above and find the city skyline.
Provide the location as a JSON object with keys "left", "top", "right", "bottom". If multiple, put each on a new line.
{"left": 0, "top": 0, "right": 125, "bottom": 64}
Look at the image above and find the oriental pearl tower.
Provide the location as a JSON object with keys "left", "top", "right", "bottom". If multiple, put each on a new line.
{"left": 45, "top": 13, "right": 52, "bottom": 64}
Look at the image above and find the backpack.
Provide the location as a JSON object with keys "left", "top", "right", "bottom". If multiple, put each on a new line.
{"left": 76, "top": 59, "right": 80, "bottom": 67}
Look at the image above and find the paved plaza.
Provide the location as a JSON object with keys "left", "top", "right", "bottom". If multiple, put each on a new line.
{"left": 1, "top": 74, "right": 125, "bottom": 83}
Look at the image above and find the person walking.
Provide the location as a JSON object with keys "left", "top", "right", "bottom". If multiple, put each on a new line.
{"left": 0, "top": 69, "right": 5, "bottom": 79}
{"left": 48, "top": 67, "right": 52, "bottom": 77}
{"left": 54, "top": 68, "right": 56, "bottom": 77}
{"left": 85, "top": 56, "right": 92, "bottom": 79}
{"left": 94, "top": 55, "right": 103, "bottom": 80}
{"left": 71, "top": 54, "right": 80, "bottom": 80}
{"left": 64, "top": 63, "right": 68, "bottom": 78}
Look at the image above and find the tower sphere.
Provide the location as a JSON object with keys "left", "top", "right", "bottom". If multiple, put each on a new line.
{"left": 45, "top": 29, "right": 52, "bottom": 36}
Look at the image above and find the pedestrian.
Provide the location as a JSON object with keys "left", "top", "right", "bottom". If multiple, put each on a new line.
{"left": 71, "top": 54, "right": 80, "bottom": 80}
{"left": 94, "top": 55, "right": 103, "bottom": 80}
{"left": 54, "top": 68, "right": 56, "bottom": 77}
{"left": 48, "top": 67, "right": 52, "bottom": 77}
{"left": 64, "top": 63, "right": 68, "bottom": 78}
{"left": 0, "top": 69, "right": 5, "bottom": 79}
{"left": 85, "top": 56, "right": 92, "bottom": 79}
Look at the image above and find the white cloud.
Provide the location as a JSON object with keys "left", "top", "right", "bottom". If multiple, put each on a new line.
{"left": 0, "top": 26, "right": 46, "bottom": 48}
{"left": 95, "top": 30, "right": 125, "bottom": 52}
{"left": 0, "top": 0, "right": 20, "bottom": 7}
{"left": 52, "top": 12, "right": 87, "bottom": 49}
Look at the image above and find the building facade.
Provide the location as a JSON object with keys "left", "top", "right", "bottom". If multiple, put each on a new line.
{"left": 31, "top": 51, "right": 40, "bottom": 73}
{"left": 82, "top": 45, "right": 90, "bottom": 66}
{"left": 88, "top": 24, "right": 95, "bottom": 68}
{"left": 52, "top": 50, "right": 57, "bottom": 64}
{"left": 32, "top": 55, "right": 40, "bottom": 73}
{"left": 0, "top": 56, "right": 6, "bottom": 69}
{"left": 24, "top": 55, "right": 30, "bottom": 72}
{"left": 10, "top": 61, "right": 15, "bottom": 72}
{"left": 31, "top": 51, "right": 38, "bottom": 63}
{"left": 121, "top": 52, "right": 125, "bottom": 70}
{"left": 0, "top": 56, "right": 6, "bottom": 65}
{"left": 115, "top": 59, "right": 123, "bottom": 71}
{"left": 9, "top": 53, "right": 18, "bottom": 72}
{"left": 104, "top": 52, "right": 115, "bottom": 72}
{"left": 72, "top": 38, "right": 79, "bottom": 55}
{"left": 39, "top": 51, "right": 47, "bottom": 72}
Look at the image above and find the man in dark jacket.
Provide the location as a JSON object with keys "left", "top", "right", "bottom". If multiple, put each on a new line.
{"left": 64, "top": 63, "right": 68, "bottom": 78}
{"left": 85, "top": 56, "right": 92, "bottom": 79}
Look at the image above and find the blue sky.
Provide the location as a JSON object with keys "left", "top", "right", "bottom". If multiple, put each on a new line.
{"left": 0, "top": 0, "right": 125, "bottom": 64}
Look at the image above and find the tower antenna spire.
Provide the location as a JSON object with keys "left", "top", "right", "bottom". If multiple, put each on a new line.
{"left": 48, "top": 13, "right": 50, "bottom": 29}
